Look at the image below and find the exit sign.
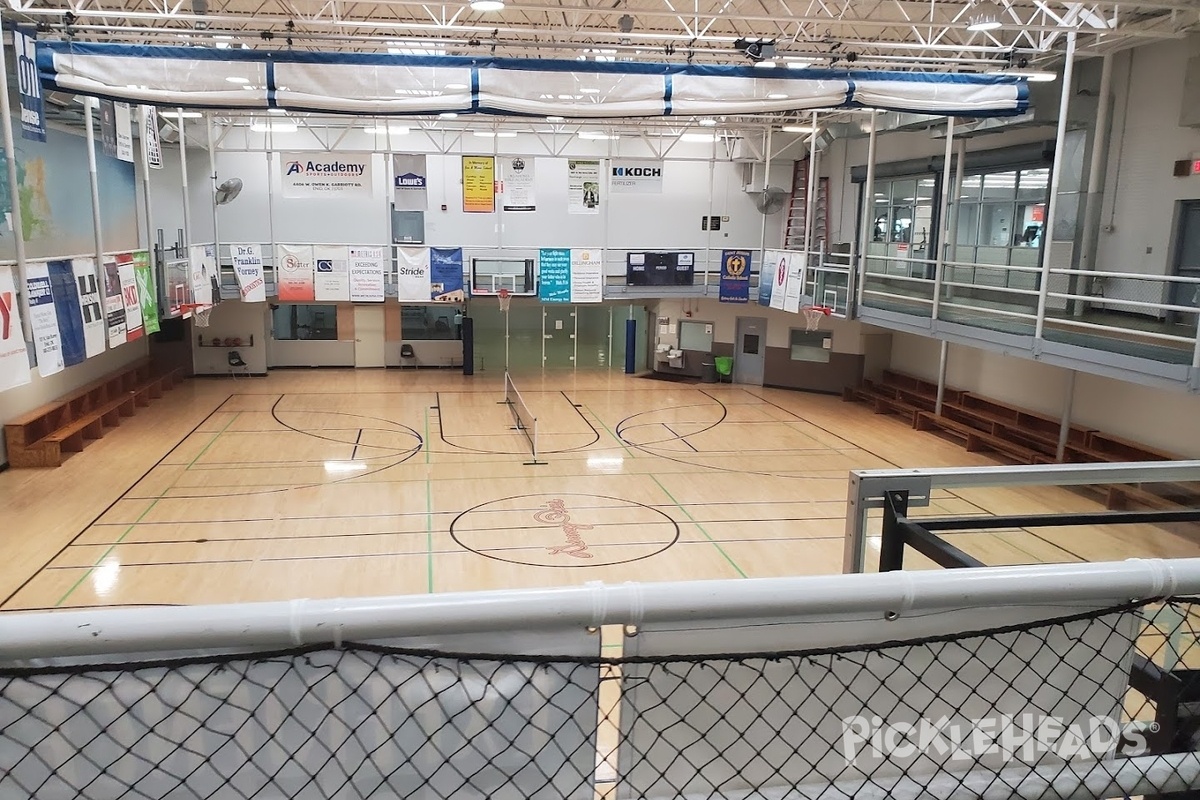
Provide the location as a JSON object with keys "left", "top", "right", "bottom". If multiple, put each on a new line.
{"left": 1175, "top": 159, "right": 1200, "bottom": 177}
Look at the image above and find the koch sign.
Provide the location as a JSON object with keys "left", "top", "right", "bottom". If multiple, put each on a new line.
{"left": 610, "top": 160, "right": 663, "bottom": 194}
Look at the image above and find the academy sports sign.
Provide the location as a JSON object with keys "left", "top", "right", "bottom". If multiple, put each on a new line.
{"left": 280, "top": 152, "right": 372, "bottom": 198}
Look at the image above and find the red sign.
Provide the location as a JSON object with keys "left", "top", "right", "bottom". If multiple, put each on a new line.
{"left": 1031, "top": 205, "right": 1046, "bottom": 222}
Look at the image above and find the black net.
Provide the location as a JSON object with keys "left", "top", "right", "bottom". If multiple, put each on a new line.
{"left": 4, "top": 600, "right": 1200, "bottom": 799}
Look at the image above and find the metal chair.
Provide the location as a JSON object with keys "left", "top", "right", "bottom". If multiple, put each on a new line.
{"left": 399, "top": 343, "right": 417, "bottom": 369}
{"left": 227, "top": 350, "right": 249, "bottom": 378}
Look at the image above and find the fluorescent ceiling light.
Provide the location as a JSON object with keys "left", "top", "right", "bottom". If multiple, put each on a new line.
{"left": 242, "top": 85, "right": 257, "bottom": 91}
{"left": 268, "top": 107, "right": 287, "bottom": 114}
{"left": 546, "top": 115, "right": 565, "bottom": 122}
{"left": 967, "top": 0, "right": 1003, "bottom": 31}
{"left": 578, "top": 131, "right": 617, "bottom": 140}
{"left": 682, "top": 132, "right": 716, "bottom": 142}
{"left": 251, "top": 122, "right": 297, "bottom": 133}
{"left": 473, "top": 130, "right": 517, "bottom": 138}
{"left": 444, "top": 82, "right": 469, "bottom": 90}
{"left": 439, "top": 112, "right": 459, "bottom": 119}
{"left": 697, "top": 117, "right": 717, "bottom": 127}
{"left": 987, "top": 69, "right": 1056, "bottom": 82}
{"left": 470, "top": 0, "right": 505, "bottom": 10}
{"left": 786, "top": 60, "right": 813, "bottom": 69}
{"left": 754, "top": 60, "right": 777, "bottom": 68}
{"left": 767, "top": 93, "right": 788, "bottom": 100}
{"left": 365, "top": 125, "right": 410, "bottom": 135}
{"left": 215, "top": 41, "right": 231, "bottom": 49}
{"left": 225, "top": 76, "right": 249, "bottom": 84}
{"left": 580, "top": 87, "right": 601, "bottom": 94}
{"left": 164, "top": 111, "right": 203, "bottom": 119}
{"left": 781, "top": 125, "right": 816, "bottom": 134}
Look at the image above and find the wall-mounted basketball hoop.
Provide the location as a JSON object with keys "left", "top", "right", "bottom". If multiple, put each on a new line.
{"left": 802, "top": 305, "right": 832, "bottom": 332}
{"left": 498, "top": 287, "right": 511, "bottom": 313}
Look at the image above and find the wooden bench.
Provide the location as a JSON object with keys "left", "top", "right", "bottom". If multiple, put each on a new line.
{"left": 882, "top": 369, "right": 968, "bottom": 405}
{"left": 844, "top": 383, "right": 927, "bottom": 426}
{"left": 957, "top": 393, "right": 1093, "bottom": 448}
{"left": 5, "top": 362, "right": 185, "bottom": 468}
{"left": 914, "top": 410, "right": 1042, "bottom": 464}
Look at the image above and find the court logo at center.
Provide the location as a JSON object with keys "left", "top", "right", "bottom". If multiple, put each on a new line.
{"left": 451, "top": 493, "right": 679, "bottom": 567}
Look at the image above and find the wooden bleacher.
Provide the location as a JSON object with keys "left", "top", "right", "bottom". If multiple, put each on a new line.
{"left": 4, "top": 359, "right": 186, "bottom": 468}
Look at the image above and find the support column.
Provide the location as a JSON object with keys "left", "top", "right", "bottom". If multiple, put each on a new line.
{"left": 947, "top": 138, "right": 967, "bottom": 262}
{"left": 0, "top": 34, "right": 31, "bottom": 341}
{"left": 1035, "top": 31, "right": 1078, "bottom": 340}
{"left": 207, "top": 112, "right": 221, "bottom": 274}
{"left": 802, "top": 111, "right": 819, "bottom": 260}
{"left": 86, "top": 101, "right": 106, "bottom": 308}
{"left": 757, "top": 127, "right": 773, "bottom": 261}
{"left": 178, "top": 108, "right": 192, "bottom": 251}
{"left": 855, "top": 113, "right": 879, "bottom": 310}
{"left": 931, "top": 117, "right": 956, "bottom": 320}
{"left": 1075, "top": 53, "right": 1114, "bottom": 317}
{"left": 935, "top": 340, "right": 949, "bottom": 415}
{"left": 1056, "top": 370, "right": 1077, "bottom": 462}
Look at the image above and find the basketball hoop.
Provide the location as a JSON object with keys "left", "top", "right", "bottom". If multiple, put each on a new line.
{"left": 181, "top": 303, "right": 212, "bottom": 327}
{"left": 802, "top": 305, "right": 832, "bottom": 333}
{"left": 498, "top": 288, "right": 511, "bottom": 313}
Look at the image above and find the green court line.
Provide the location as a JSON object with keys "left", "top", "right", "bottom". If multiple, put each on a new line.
{"left": 424, "top": 407, "right": 434, "bottom": 593}
{"left": 55, "top": 413, "right": 241, "bottom": 607}
{"left": 649, "top": 474, "right": 748, "bottom": 579}
{"left": 584, "top": 405, "right": 635, "bottom": 459}
{"left": 424, "top": 407, "right": 431, "bottom": 465}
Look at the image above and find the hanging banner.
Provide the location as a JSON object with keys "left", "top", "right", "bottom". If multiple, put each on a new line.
{"left": 99, "top": 100, "right": 118, "bottom": 158}
{"left": 569, "top": 249, "right": 603, "bottom": 303}
{"left": 281, "top": 152, "right": 372, "bottom": 198}
{"left": 189, "top": 244, "right": 215, "bottom": 307}
{"left": 567, "top": 160, "right": 601, "bottom": 215}
{"left": 348, "top": 246, "right": 387, "bottom": 303}
{"left": 26, "top": 262, "right": 64, "bottom": 377}
{"left": 0, "top": 266, "right": 31, "bottom": 392}
{"left": 392, "top": 154, "right": 428, "bottom": 211}
{"left": 501, "top": 156, "right": 536, "bottom": 212}
{"left": 397, "top": 246, "right": 432, "bottom": 302}
{"left": 72, "top": 258, "right": 106, "bottom": 357}
{"left": 114, "top": 102, "right": 134, "bottom": 162}
{"left": 462, "top": 156, "right": 496, "bottom": 213}
{"left": 119, "top": 254, "right": 144, "bottom": 341}
{"left": 13, "top": 25, "right": 46, "bottom": 143}
{"left": 783, "top": 252, "right": 807, "bottom": 313}
{"left": 539, "top": 248, "right": 571, "bottom": 303}
{"left": 276, "top": 244, "right": 315, "bottom": 302}
{"left": 133, "top": 251, "right": 160, "bottom": 335}
{"left": 47, "top": 259, "right": 86, "bottom": 366}
{"left": 610, "top": 160, "right": 663, "bottom": 194}
{"left": 758, "top": 250, "right": 784, "bottom": 309}
{"left": 231, "top": 244, "right": 266, "bottom": 303}
{"left": 430, "top": 248, "right": 466, "bottom": 302}
{"left": 770, "top": 250, "right": 791, "bottom": 310}
{"left": 102, "top": 258, "right": 127, "bottom": 346}
{"left": 719, "top": 250, "right": 752, "bottom": 304}
{"left": 314, "top": 244, "right": 350, "bottom": 302}
{"left": 144, "top": 106, "right": 163, "bottom": 169}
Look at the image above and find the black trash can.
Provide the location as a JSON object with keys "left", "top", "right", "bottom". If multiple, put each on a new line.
{"left": 700, "top": 357, "right": 717, "bottom": 383}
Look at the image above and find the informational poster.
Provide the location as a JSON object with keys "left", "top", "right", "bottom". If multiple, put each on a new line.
{"left": 393, "top": 154, "right": 428, "bottom": 211}
{"left": 99, "top": 100, "right": 118, "bottom": 158}
{"left": 610, "top": 160, "right": 663, "bottom": 194}
{"left": 757, "top": 250, "right": 777, "bottom": 308}
{"left": 133, "top": 251, "right": 160, "bottom": 335}
{"left": 719, "top": 249, "right": 751, "bottom": 304}
{"left": 538, "top": 248, "right": 571, "bottom": 303}
{"left": 348, "top": 246, "right": 387, "bottom": 302}
{"left": 114, "top": 102, "right": 134, "bottom": 162}
{"left": 396, "top": 246, "right": 432, "bottom": 302}
{"left": 501, "top": 156, "right": 536, "bottom": 212}
{"left": 189, "top": 244, "right": 215, "bottom": 307}
{"left": 430, "top": 248, "right": 466, "bottom": 302}
{"left": 230, "top": 244, "right": 266, "bottom": 303}
{"left": 567, "top": 160, "right": 601, "bottom": 215}
{"left": 0, "top": 266, "right": 31, "bottom": 392}
{"left": 72, "top": 257, "right": 107, "bottom": 357}
{"left": 569, "top": 249, "right": 603, "bottom": 303}
{"left": 759, "top": 250, "right": 786, "bottom": 309}
{"left": 276, "top": 244, "right": 315, "bottom": 302}
{"left": 783, "top": 252, "right": 807, "bottom": 313}
{"left": 25, "top": 262, "right": 64, "bottom": 377}
{"left": 47, "top": 259, "right": 86, "bottom": 366}
{"left": 144, "top": 106, "right": 163, "bottom": 169}
{"left": 462, "top": 156, "right": 496, "bottom": 213}
{"left": 119, "top": 255, "right": 144, "bottom": 341}
{"left": 281, "top": 152, "right": 372, "bottom": 198}
{"left": 13, "top": 26, "right": 46, "bottom": 143}
{"left": 102, "top": 257, "right": 127, "bottom": 346}
{"left": 314, "top": 244, "right": 350, "bottom": 302}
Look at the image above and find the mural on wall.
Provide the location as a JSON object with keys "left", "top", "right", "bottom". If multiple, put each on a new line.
{"left": 0, "top": 117, "right": 139, "bottom": 261}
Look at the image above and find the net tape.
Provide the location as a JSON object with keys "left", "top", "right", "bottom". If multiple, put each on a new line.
{"left": 3, "top": 598, "right": 1200, "bottom": 800}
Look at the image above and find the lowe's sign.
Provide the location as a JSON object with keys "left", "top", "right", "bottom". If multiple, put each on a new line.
{"left": 280, "top": 152, "right": 372, "bottom": 198}
{"left": 13, "top": 25, "right": 45, "bottom": 142}
{"left": 611, "top": 160, "right": 663, "bottom": 194}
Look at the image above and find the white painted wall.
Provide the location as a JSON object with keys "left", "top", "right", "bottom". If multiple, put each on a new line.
{"left": 191, "top": 301, "right": 269, "bottom": 375}
{"left": 653, "top": 297, "right": 872, "bottom": 354}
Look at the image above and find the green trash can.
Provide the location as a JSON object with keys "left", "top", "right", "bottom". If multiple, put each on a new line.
{"left": 714, "top": 356, "right": 734, "bottom": 382}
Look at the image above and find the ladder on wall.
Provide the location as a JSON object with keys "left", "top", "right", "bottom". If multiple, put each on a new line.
{"left": 783, "top": 159, "right": 830, "bottom": 252}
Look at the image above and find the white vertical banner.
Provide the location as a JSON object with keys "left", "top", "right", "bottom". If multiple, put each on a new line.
{"left": 102, "top": 258, "right": 127, "bottom": 347}
{"left": 119, "top": 259, "right": 145, "bottom": 338}
{"left": 501, "top": 156, "right": 536, "bottom": 212}
{"left": 143, "top": 106, "right": 163, "bottom": 169}
{"left": 392, "top": 154, "right": 428, "bottom": 211}
{"left": 314, "top": 245, "right": 350, "bottom": 302}
{"left": 349, "top": 246, "right": 387, "bottom": 302}
{"left": 0, "top": 265, "right": 32, "bottom": 391}
{"left": 72, "top": 258, "right": 106, "bottom": 358}
{"left": 396, "top": 246, "right": 432, "bottom": 302}
{"left": 25, "top": 262, "right": 64, "bottom": 377}
{"left": 231, "top": 244, "right": 267, "bottom": 302}
{"left": 783, "top": 252, "right": 806, "bottom": 314}
{"left": 276, "top": 244, "right": 316, "bottom": 302}
{"left": 764, "top": 250, "right": 789, "bottom": 311}
{"left": 569, "top": 248, "right": 604, "bottom": 303}
{"left": 114, "top": 102, "right": 134, "bottom": 162}
{"left": 189, "top": 244, "right": 216, "bottom": 307}
{"left": 567, "top": 159, "right": 601, "bottom": 215}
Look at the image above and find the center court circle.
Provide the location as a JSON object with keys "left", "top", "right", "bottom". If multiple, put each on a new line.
{"left": 450, "top": 493, "right": 679, "bottom": 567}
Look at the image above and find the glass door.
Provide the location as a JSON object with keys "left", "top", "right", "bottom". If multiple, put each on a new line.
{"left": 542, "top": 305, "right": 577, "bottom": 370}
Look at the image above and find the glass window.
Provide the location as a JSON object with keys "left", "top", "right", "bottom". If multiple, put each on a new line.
{"left": 955, "top": 203, "right": 980, "bottom": 247}
{"left": 979, "top": 203, "right": 1014, "bottom": 247}
{"left": 981, "top": 171, "right": 1017, "bottom": 202}
{"left": 1017, "top": 168, "right": 1049, "bottom": 202}
{"left": 959, "top": 174, "right": 982, "bottom": 201}
{"left": 742, "top": 334, "right": 760, "bottom": 355}
{"left": 402, "top": 305, "right": 463, "bottom": 340}
{"left": 678, "top": 320, "right": 713, "bottom": 352}
{"left": 891, "top": 179, "right": 917, "bottom": 205}
{"left": 790, "top": 329, "right": 831, "bottom": 362}
{"left": 272, "top": 304, "right": 338, "bottom": 340}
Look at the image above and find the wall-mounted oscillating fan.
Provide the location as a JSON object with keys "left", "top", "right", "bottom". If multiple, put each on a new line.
{"left": 215, "top": 177, "right": 243, "bottom": 205}
{"left": 752, "top": 186, "right": 789, "bottom": 215}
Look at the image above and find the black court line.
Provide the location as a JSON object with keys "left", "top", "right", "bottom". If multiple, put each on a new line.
{"left": 435, "top": 390, "right": 600, "bottom": 456}
{"left": 661, "top": 423, "right": 699, "bottom": 452}
{"left": 351, "top": 428, "right": 364, "bottom": 461}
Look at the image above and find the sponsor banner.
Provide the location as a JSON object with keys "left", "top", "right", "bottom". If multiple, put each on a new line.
{"left": 0, "top": 265, "right": 31, "bottom": 391}
{"left": 783, "top": 252, "right": 807, "bottom": 313}
{"left": 281, "top": 152, "right": 372, "bottom": 198}
{"left": 348, "top": 246, "right": 387, "bottom": 303}
{"left": 99, "top": 100, "right": 118, "bottom": 158}
{"left": 430, "top": 248, "right": 466, "bottom": 302}
{"left": 759, "top": 249, "right": 785, "bottom": 309}
{"left": 102, "top": 258, "right": 127, "bottom": 346}
{"left": 13, "top": 25, "right": 46, "bottom": 143}
{"left": 569, "top": 249, "right": 603, "bottom": 303}
{"left": 144, "top": 106, "right": 163, "bottom": 169}
{"left": 610, "top": 160, "right": 663, "bottom": 194}
{"left": 314, "top": 244, "right": 350, "bottom": 302}
{"left": 719, "top": 249, "right": 751, "bottom": 303}
{"left": 462, "top": 156, "right": 496, "bottom": 213}
{"left": 119, "top": 255, "right": 144, "bottom": 341}
{"left": 392, "top": 154, "right": 428, "bottom": 211}
{"left": 47, "top": 260, "right": 86, "bottom": 366}
{"left": 276, "top": 244, "right": 315, "bottom": 302}
{"left": 567, "top": 160, "right": 601, "bottom": 215}
{"left": 133, "top": 251, "right": 160, "bottom": 335}
{"left": 72, "top": 258, "right": 106, "bottom": 356}
{"left": 770, "top": 250, "right": 790, "bottom": 310}
{"left": 189, "top": 244, "right": 216, "bottom": 307}
{"left": 114, "top": 102, "right": 134, "bottom": 162}
{"left": 538, "top": 248, "right": 571, "bottom": 303}
{"left": 26, "top": 262, "right": 64, "bottom": 377}
{"left": 501, "top": 156, "right": 536, "bottom": 212}
{"left": 397, "top": 246, "right": 432, "bottom": 302}
{"left": 231, "top": 244, "right": 267, "bottom": 303}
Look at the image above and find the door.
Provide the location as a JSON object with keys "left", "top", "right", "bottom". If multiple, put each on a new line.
{"left": 542, "top": 305, "right": 577, "bottom": 369}
{"left": 1170, "top": 201, "right": 1200, "bottom": 317}
{"left": 733, "top": 316, "right": 767, "bottom": 385}
{"left": 354, "top": 305, "right": 386, "bottom": 368}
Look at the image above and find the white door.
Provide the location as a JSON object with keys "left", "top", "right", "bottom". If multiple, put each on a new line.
{"left": 354, "top": 306, "right": 386, "bottom": 368}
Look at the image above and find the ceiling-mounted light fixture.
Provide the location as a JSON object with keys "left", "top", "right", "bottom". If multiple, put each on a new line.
{"left": 470, "top": 0, "right": 505, "bottom": 11}
{"left": 618, "top": 14, "right": 635, "bottom": 33}
{"left": 734, "top": 38, "right": 776, "bottom": 64}
{"left": 697, "top": 118, "right": 717, "bottom": 127}
{"left": 967, "top": 0, "right": 1003, "bottom": 31}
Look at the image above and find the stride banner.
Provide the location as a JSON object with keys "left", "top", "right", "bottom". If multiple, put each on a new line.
{"left": 397, "top": 246, "right": 432, "bottom": 302}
